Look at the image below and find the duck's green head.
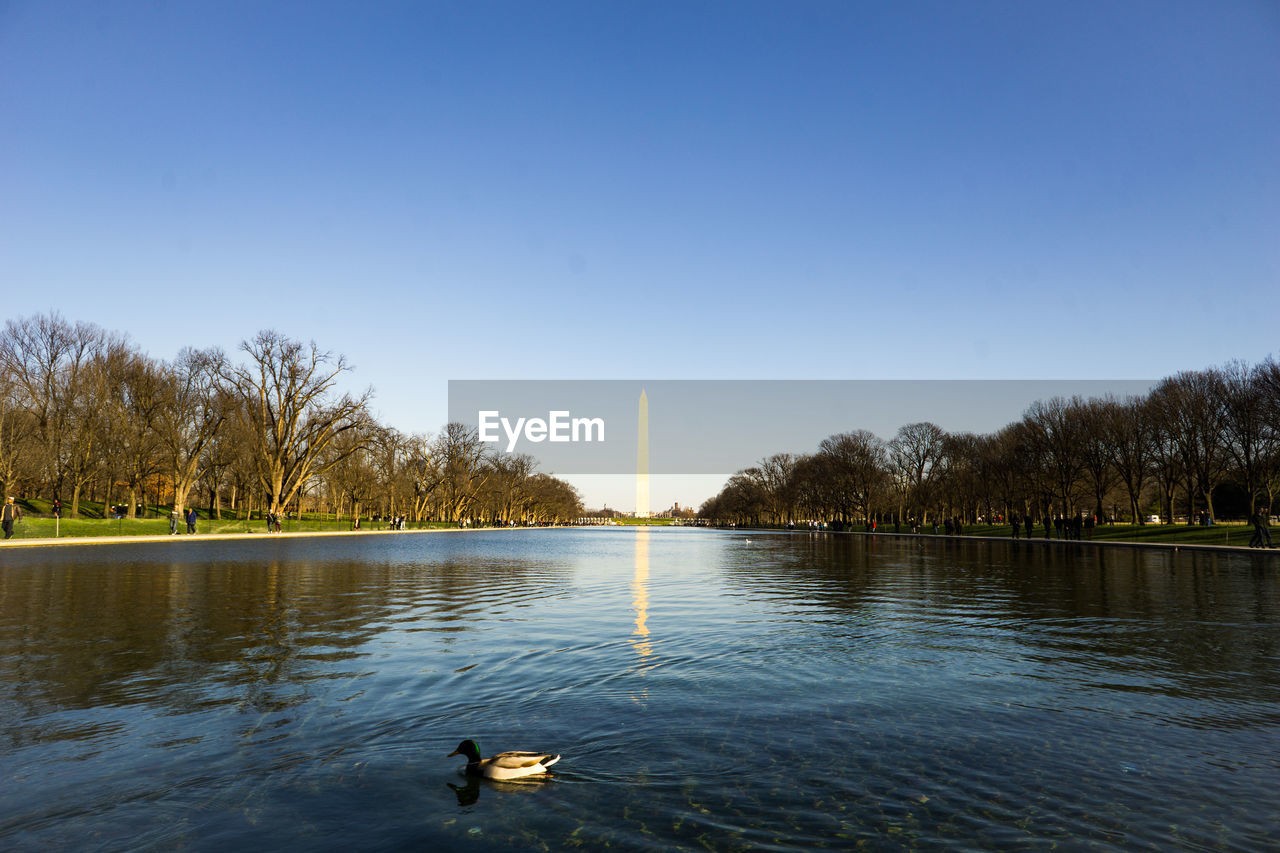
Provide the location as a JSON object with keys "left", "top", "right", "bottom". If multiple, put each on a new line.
{"left": 448, "top": 739, "right": 481, "bottom": 762}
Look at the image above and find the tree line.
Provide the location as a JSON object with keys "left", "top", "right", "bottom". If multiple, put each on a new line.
{"left": 0, "top": 313, "right": 583, "bottom": 524}
{"left": 698, "top": 360, "right": 1280, "bottom": 528}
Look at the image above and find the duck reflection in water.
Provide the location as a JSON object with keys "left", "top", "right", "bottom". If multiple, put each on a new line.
{"left": 447, "top": 775, "right": 555, "bottom": 807}
{"left": 447, "top": 777, "right": 481, "bottom": 806}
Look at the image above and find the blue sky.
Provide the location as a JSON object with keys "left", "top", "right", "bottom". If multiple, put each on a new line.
{"left": 2, "top": 1, "right": 1277, "bottom": 507}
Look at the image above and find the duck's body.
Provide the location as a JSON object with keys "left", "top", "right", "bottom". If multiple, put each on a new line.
{"left": 449, "top": 739, "right": 561, "bottom": 780}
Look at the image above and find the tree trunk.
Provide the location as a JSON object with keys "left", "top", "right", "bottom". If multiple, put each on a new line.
{"left": 173, "top": 480, "right": 192, "bottom": 517}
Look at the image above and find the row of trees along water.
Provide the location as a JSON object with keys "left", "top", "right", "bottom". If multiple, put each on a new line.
{"left": 698, "top": 359, "right": 1280, "bottom": 528}
{"left": 0, "top": 313, "right": 583, "bottom": 524}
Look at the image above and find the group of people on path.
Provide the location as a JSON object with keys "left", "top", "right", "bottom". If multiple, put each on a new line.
{"left": 1004, "top": 512, "right": 1096, "bottom": 540}
{"left": 168, "top": 508, "right": 199, "bottom": 535}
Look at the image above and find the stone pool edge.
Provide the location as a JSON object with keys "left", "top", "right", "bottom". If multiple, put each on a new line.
{"left": 735, "top": 527, "right": 1280, "bottom": 557}
{"left": 0, "top": 525, "right": 565, "bottom": 549}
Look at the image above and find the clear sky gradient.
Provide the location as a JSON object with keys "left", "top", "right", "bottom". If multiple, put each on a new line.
{"left": 3, "top": 1, "right": 1277, "bottom": 508}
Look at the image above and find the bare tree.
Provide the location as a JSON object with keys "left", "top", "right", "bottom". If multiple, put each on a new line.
{"left": 890, "top": 417, "right": 952, "bottom": 517}
{"left": 222, "top": 330, "right": 373, "bottom": 515}
{"left": 0, "top": 313, "right": 113, "bottom": 514}
{"left": 63, "top": 334, "right": 130, "bottom": 517}
{"left": 935, "top": 432, "right": 982, "bottom": 522}
{"left": 1255, "top": 357, "right": 1280, "bottom": 511}
{"left": 888, "top": 422, "right": 946, "bottom": 523}
{"left": 1147, "top": 393, "right": 1184, "bottom": 524}
{"left": 1219, "top": 359, "right": 1275, "bottom": 515}
{"left": 480, "top": 452, "right": 536, "bottom": 523}
{"left": 199, "top": 416, "right": 236, "bottom": 519}
{"left": 1002, "top": 419, "right": 1043, "bottom": 522}
{"left": 324, "top": 424, "right": 379, "bottom": 526}
{"left": 1023, "top": 397, "right": 1084, "bottom": 520}
{"left": 0, "top": 374, "right": 38, "bottom": 499}
{"left": 817, "top": 430, "right": 888, "bottom": 524}
{"left": 402, "top": 432, "right": 442, "bottom": 522}
{"left": 1075, "top": 397, "right": 1117, "bottom": 520}
{"left": 1150, "top": 370, "right": 1230, "bottom": 521}
{"left": 757, "top": 453, "right": 799, "bottom": 523}
{"left": 1102, "top": 395, "right": 1154, "bottom": 523}
{"left": 369, "top": 427, "right": 409, "bottom": 520}
{"left": 433, "top": 422, "right": 492, "bottom": 522}
{"left": 709, "top": 468, "right": 769, "bottom": 525}
{"left": 523, "top": 473, "right": 583, "bottom": 523}
{"left": 103, "top": 348, "right": 168, "bottom": 518}
{"left": 154, "top": 348, "right": 228, "bottom": 516}
{"left": 790, "top": 453, "right": 832, "bottom": 522}
{"left": 982, "top": 425, "right": 1029, "bottom": 524}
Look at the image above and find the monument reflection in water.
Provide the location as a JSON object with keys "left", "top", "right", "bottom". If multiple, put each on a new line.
{"left": 1, "top": 528, "right": 1277, "bottom": 851}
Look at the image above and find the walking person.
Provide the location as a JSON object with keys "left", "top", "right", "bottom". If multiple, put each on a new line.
{"left": 186, "top": 507, "right": 197, "bottom": 534}
{"left": 1250, "top": 509, "right": 1272, "bottom": 549}
{"left": 169, "top": 509, "right": 180, "bottom": 535}
{"left": 2, "top": 497, "right": 21, "bottom": 539}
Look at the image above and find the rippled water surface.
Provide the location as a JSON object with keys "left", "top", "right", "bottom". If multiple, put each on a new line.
{"left": 2, "top": 528, "right": 1279, "bottom": 850}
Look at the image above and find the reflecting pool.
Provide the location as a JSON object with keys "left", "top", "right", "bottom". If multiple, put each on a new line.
{"left": 1, "top": 528, "right": 1278, "bottom": 850}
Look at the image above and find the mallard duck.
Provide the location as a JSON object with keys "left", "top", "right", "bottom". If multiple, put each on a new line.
{"left": 448, "top": 739, "right": 561, "bottom": 780}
